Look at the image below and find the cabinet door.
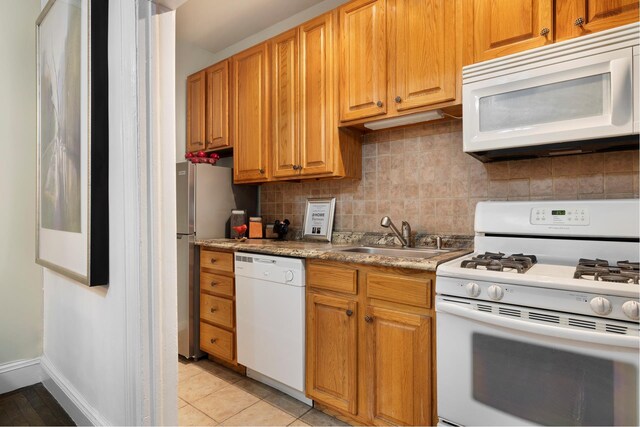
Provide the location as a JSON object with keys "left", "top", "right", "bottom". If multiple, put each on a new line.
{"left": 205, "top": 60, "right": 230, "bottom": 150}
{"left": 186, "top": 70, "right": 206, "bottom": 153}
{"left": 271, "top": 29, "right": 300, "bottom": 178}
{"left": 388, "top": 0, "right": 457, "bottom": 113}
{"left": 339, "top": 0, "right": 387, "bottom": 121}
{"left": 231, "top": 44, "right": 270, "bottom": 183}
{"left": 366, "top": 306, "right": 432, "bottom": 426}
{"left": 555, "top": 0, "right": 639, "bottom": 42}
{"left": 306, "top": 293, "right": 358, "bottom": 415}
{"left": 300, "top": 13, "right": 336, "bottom": 176}
{"left": 473, "top": 0, "right": 553, "bottom": 62}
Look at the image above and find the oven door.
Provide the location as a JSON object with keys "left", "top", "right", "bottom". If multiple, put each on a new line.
{"left": 463, "top": 47, "right": 634, "bottom": 154}
{"left": 436, "top": 297, "right": 639, "bottom": 426}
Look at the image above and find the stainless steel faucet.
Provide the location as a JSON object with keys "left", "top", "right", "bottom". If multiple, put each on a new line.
{"left": 380, "top": 216, "right": 413, "bottom": 247}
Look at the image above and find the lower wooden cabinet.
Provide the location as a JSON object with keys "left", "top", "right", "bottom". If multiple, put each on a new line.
{"left": 366, "top": 306, "right": 432, "bottom": 426}
{"left": 306, "top": 259, "right": 436, "bottom": 426}
{"left": 306, "top": 293, "right": 358, "bottom": 414}
{"left": 199, "top": 247, "right": 238, "bottom": 365}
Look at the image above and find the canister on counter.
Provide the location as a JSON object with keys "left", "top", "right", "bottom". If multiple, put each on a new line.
{"left": 230, "top": 209, "right": 247, "bottom": 238}
{"left": 249, "top": 216, "right": 263, "bottom": 238}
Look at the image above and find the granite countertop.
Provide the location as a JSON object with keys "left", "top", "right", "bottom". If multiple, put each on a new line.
{"left": 195, "top": 238, "right": 472, "bottom": 272}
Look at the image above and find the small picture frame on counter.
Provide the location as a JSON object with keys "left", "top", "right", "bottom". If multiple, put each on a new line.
{"left": 302, "top": 197, "right": 336, "bottom": 242}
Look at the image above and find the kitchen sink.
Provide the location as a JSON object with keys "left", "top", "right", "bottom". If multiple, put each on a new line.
{"left": 334, "top": 246, "right": 451, "bottom": 259}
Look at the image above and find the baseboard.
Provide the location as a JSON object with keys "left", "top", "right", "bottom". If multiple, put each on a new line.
{"left": 40, "top": 355, "right": 110, "bottom": 426}
{"left": 0, "top": 358, "right": 43, "bottom": 394}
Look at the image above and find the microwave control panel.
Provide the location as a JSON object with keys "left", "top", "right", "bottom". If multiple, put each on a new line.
{"left": 530, "top": 207, "right": 590, "bottom": 226}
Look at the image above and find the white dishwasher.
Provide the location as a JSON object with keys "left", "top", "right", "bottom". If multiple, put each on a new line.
{"left": 235, "top": 252, "right": 310, "bottom": 404}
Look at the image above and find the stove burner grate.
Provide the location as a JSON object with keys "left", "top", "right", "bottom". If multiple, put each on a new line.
{"left": 461, "top": 252, "right": 537, "bottom": 273}
{"left": 574, "top": 259, "right": 639, "bottom": 284}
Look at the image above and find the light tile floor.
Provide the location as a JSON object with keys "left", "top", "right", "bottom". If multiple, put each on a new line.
{"left": 178, "top": 357, "right": 351, "bottom": 427}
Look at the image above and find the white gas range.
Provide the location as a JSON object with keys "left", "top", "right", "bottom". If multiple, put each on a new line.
{"left": 436, "top": 199, "right": 639, "bottom": 427}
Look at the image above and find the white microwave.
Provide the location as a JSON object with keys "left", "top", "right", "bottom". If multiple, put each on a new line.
{"left": 463, "top": 23, "right": 639, "bottom": 162}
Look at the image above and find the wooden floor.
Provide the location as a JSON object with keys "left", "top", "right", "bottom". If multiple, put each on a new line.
{"left": 0, "top": 383, "right": 74, "bottom": 426}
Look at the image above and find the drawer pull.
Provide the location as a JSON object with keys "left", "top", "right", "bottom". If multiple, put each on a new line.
{"left": 364, "top": 315, "right": 374, "bottom": 323}
{"left": 346, "top": 309, "right": 353, "bottom": 317}
{"left": 210, "top": 258, "right": 217, "bottom": 263}
{"left": 210, "top": 281, "right": 218, "bottom": 286}
{"left": 210, "top": 307, "right": 217, "bottom": 313}
{"left": 210, "top": 338, "right": 217, "bottom": 344}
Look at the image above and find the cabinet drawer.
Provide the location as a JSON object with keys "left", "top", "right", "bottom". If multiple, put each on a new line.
{"left": 200, "top": 322, "right": 234, "bottom": 361}
{"left": 200, "top": 294, "right": 234, "bottom": 328}
{"left": 308, "top": 261, "right": 358, "bottom": 294}
{"left": 200, "top": 272, "right": 234, "bottom": 297}
{"left": 366, "top": 272, "right": 432, "bottom": 309}
{"left": 200, "top": 249, "right": 234, "bottom": 273}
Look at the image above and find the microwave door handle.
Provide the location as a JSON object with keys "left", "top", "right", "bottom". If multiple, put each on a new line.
{"left": 437, "top": 301, "right": 640, "bottom": 349}
{"left": 609, "top": 56, "right": 633, "bottom": 126}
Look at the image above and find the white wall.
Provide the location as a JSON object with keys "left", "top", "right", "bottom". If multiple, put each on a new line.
{"left": 204, "top": 0, "right": 351, "bottom": 64}
{"left": 175, "top": 40, "right": 217, "bottom": 161}
{"left": 41, "top": 0, "right": 139, "bottom": 424}
{"left": 0, "top": 0, "right": 43, "bottom": 365}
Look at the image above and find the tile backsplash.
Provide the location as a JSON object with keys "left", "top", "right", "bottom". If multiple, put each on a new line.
{"left": 260, "top": 121, "right": 639, "bottom": 235}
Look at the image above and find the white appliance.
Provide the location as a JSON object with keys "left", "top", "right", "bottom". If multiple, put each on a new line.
{"left": 176, "top": 163, "right": 257, "bottom": 358}
{"left": 436, "top": 199, "right": 639, "bottom": 426}
{"left": 234, "top": 252, "right": 311, "bottom": 404}
{"left": 463, "top": 23, "right": 639, "bottom": 161}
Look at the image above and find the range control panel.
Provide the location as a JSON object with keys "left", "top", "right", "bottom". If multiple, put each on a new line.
{"left": 530, "top": 207, "right": 590, "bottom": 226}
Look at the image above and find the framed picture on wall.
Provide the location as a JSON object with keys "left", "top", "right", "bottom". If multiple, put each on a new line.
{"left": 302, "top": 198, "right": 336, "bottom": 242}
{"left": 36, "top": 0, "right": 109, "bottom": 286}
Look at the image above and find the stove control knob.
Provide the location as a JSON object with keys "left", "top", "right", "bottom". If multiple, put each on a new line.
{"left": 622, "top": 301, "right": 640, "bottom": 320}
{"left": 285, "top": 270, "right": 294, "bottom": 282}
{"left": 488, "top": 285, "right": 504, "bottom": 301}
{"left": 465, "top": 282, "right": 481, "bottom": 298}
{"left": 590, "top": 297, "right": 612, "bottom": 316}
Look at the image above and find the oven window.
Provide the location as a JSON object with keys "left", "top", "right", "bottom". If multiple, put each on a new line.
{"left": 472, "top": 333, "right": 637, "bottom": 426}
{"left": 478, "top": 73, "right": 611, "bottom": 132}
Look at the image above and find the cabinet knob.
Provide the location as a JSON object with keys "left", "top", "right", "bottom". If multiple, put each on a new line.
{"left": 364, "top": 315, "right": 374, "bottom": 323}
{"left": 376, "top": 100, "right": 383, "bottom": 108}
{"left": 210, "top": 338, "right": 217, "bottom": 344}
{"left": 210, "top": 307, "right": 217, "bottom": 313}
{"left": 346, "top": 309, "right": 353, "bottom": 317}
{"left": 210, "top": 281, "right": 218, "bottom": 286}
{"left": 574, "top": 17, "right": 584, "bottom": 26}
{"left": 210, "top": 258, "right": 217, "bottom": 263}
{"left": 395, "top": 96, "right": 402, "bottom": 103}
{"left": 259, "top": 168, "right": 265, "bottom": 174}
{"left": 540, "top": 27, "right": 550, "bottom": 36}
{"left": 293, "top": 165, "right": 301, "bottom": 170}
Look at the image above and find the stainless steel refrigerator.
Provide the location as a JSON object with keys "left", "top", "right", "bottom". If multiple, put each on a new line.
{"left": 176, "top": 162, "right": 257, "bottom": 358}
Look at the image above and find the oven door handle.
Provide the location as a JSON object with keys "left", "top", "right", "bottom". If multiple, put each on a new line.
{"left": 437, "top": 301, "right": 640, "bottom": 349}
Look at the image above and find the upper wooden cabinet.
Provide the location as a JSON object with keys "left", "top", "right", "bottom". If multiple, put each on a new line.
{"left": 339, "top": 0, "right": 387, "bottom": 121}
{"left": 205, "top": 60, "right": 230, "bottom": 150}
{"left": 467, "top": 0, "right": 639, "bottom": 63}
{"left": 388, "top": 0, "right": 458, "bottom": 113}
{"left": 271, "top": 13, "right": 362, "bottom": 180}
{"left": 555, "top": 0, "right": 640, "bottom": 42}
{"left": 339, "top": 0, "right": 462, "bottom": 124}
{"left": 231, "top": 43, "right": 270, "bottom": 183}
{"left": 271, "top": 29, "right": 300, "bottom": 178}
{"left": 470, "top": 0, "right": 553, "bottom": 62}
{"left": 186, "top": 70, "right": 206, "bottom": 153}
